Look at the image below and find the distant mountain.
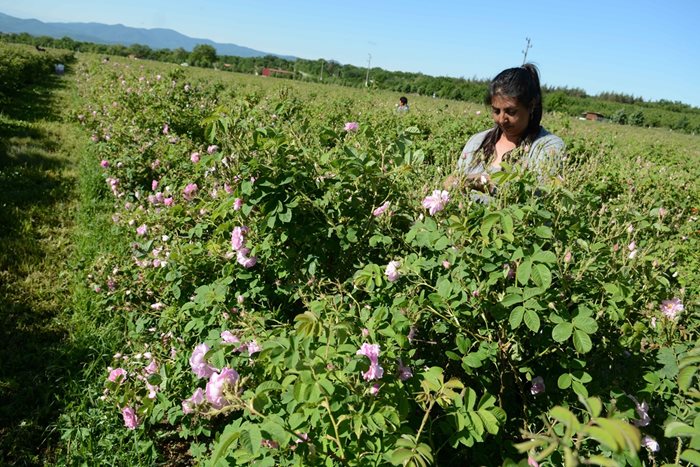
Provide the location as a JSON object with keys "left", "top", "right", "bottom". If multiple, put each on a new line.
{"left": 0, "top": 12, "right": 295, "bottom": 59}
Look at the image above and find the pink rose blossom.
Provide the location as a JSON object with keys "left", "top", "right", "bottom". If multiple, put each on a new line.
{"left": 528, "top": 456, "right": 539, "bottom": 467}
{"left": 108, "top": 368, "right": 127, "bottom": 383}
{"left": 224, "top": 183, "right": 234, "bottom": 194}
{"left": 372, "top": 201, "right": 390, "bottom": 217}
{"left": 152, "top": 180, "right": 159, "bottom": 191}
{"left": 233, "top": 198, "right": 243, "bottom": 210}
{"left": 362, "top": 363, "right": 384, "bottom": 381}
{"left": 189, "top": 343, "right": 217, "bottom": 379}
{"left": 660, "top": 298, "right": 683, "bottom": 320}
{"left": 122, "top": 406, "right": 139, "bottom": 429}
{"left": 100, "top": 159, "right": 109, "bottom": 168}
{"left": 183, "top": 183, "right": 198, "bottom": 201}
{"left": 245, "top": 340, "right": 261, "bottom": 355}
{"left": 221, "top": 330, "right": 240, "bottom": 344}
{"left": 442, "top": 260, "right": 451, "bottom": 269}
{"left": 136, "top": 224, "right": 147, "bottom": 236}
{"left": 144, "top": 359, "right": 158, "bottom": 375}
{"left": 236, "top": 248, "right": 258, "bottom": 268}
{"left": 162, "top": 123, "right": 169, "bottom": 134}
{"left": 369, "top": 384, "right": 380, "bottom": 395}
{"left": 357, "top": 343, "right": 384, "bottom": 381}
{"left": 182, "top": 388, "right": 205, "bottom": 414}
{"left": 207, "top": 145, "right": 218, "bottom": 154}
{"left": 237, "top": 295, "right": 245, "bottom": 304}
{"left": 385, "top": 261, "right": 401, "bottom": 282}
{"left": 422, "top": 189, "right": 450, "bottom": 215}
{"left": 163, "top": 197, "right": 174, "bottom": 206}
{"left": 231, "top": 226, "right": 248, "bottom": 251}
{"left": 146, "top": 381, "right": 158, "bottom": 399}
{"left": 205, "top": 367, "right": 239, "bottom": 409}
{"left": 344, "top": 121, "right": 359, "bottom": 132}
{"left": 357, "top": 343, "right": 380, "bottom": 363}
{"left": 190, "top": 152, "right": 200, "bottom": 163}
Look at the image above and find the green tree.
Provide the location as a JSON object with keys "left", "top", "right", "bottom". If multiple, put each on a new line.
{"left": 189, "top": 44, "right": 217, "bottom": 68}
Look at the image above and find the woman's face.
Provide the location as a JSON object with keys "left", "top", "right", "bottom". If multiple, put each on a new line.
{"left": 491, "top": 94, "right": 530, "bottom": 140}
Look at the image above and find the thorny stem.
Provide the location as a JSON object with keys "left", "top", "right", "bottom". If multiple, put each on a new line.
{"left": 414, "top": 398, "right": 437, "bottom": 452}
{"left": 322, "top": 397, "right": 346, "bottom": 460}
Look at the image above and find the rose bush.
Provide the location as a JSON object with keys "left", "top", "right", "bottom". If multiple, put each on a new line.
{"left": 63, "top": 55, "right": 697, "bottom": 466}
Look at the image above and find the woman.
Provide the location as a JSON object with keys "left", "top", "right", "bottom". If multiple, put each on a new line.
{"left": 452, "top": 64, "right": 564, "bottom": 192}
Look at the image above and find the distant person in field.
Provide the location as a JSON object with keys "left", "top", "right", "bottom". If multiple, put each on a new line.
{"left": 447, "top": 63, "right": 565, "bottom": 193}
{"left": 397, "top": 96, "right": 409, "bottom": 112}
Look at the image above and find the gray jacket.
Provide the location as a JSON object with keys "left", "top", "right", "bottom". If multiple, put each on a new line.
{"left": 457, "top": 127, "right": 565, "bottom": 176}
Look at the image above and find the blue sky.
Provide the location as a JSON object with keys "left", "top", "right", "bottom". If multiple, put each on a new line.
{"left": 2, "top": 0, "right": 699, "bottom": 107}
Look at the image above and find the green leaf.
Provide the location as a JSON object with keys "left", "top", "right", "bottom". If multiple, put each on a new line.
{"left": 550, "top": 406, "right": 580, "bottom": 430}
{"left": 524, "top": 309, "right": 540, "bottom": 332}
{"left": 572, "top": 315, "right": 599, "bottom": 334}
{"left": 665, "top": 421, "right": 698, "bottom": 438}
{"left": 680, "top": 449, "right": 700, "bottom": 465}
{"left": 602, "top": 283, "right": 620, "bottom": 296}
{"left": 208, "top": 425, "right": 241, "bottom": 466}
{"left": 389, "top": 448, "right": 415, "bottom": 465}
{"left": 586, "top": 455, "right": 622, "bottom": 466}
{"left": 534, "top": 226, "right": 553, "bottom": 239}
{"left": 478, "top": 410, "right": 501, "bottom": 435}
{"left": 678, "top": 365, "right": 697, "bottom": 392}
{"left": 501, "top": 294, "right": 522, "bottom": 307}
{"left": 480, "top": 213, "right": 501, "bottom": 239}
{"left": 572, "top": 380, "right": 588, "bottom": 397}
{"left": 500, "top": 213, "right": 514, "bottom": 236}
{"left": 573, "top": 329, "right": 593, "bottom": 353}
{"left": 509, "top": 306, "right": 525, "bottom": 329}
{"left": 558, "top": 373, "right": 572, "bottom": 389}
{"left": 516, "top": 259, "right": 532, "bottom": 286}
{"left": 552, "top": 322, "right": 574, "bottom": 342}
{"left": 531, "top": 250, "right": 557, "bottom": 263}
{"left": 585, "top": 397, "right": 603, "bottom": 418}
{"left": 240, "top": 425, "right": 262, "bottom": 456}
{"left": 584, "top": 425, "right": 619, "bottom": 452}
{"left": 531, "top": 264, "right": 552, "bottom": 289}
{"left": 255, "top": 381, "right": 282, "bottom": 394}
{"left": 523, "top": 287, "right": 545, "bottom": 301}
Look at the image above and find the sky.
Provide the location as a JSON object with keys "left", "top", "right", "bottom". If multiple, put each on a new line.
{"left": 2, "top": 0, "right": 699, "bottom": 107}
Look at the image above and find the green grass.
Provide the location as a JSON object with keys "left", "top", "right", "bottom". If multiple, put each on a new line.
{"left": 0, "top": 74, "right": 80, "bottom": 464}
{"left": 0, "top": 67, "right": 125, "bottom": 465}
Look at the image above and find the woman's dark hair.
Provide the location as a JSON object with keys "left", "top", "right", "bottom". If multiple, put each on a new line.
{"left": 399, "top": 96, "right": 408, "bottom": 105}
{"left": 476, "top": 63, "right": 543, "bottom": 161}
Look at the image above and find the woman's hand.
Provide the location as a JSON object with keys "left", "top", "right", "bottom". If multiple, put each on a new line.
{"left": 443, "top": 172, "right": 494, "bottom": 193}
{"left": 466, "top": 172, "right": 494, "bottom": 193}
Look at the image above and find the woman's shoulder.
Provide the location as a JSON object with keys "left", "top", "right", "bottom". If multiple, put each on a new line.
{"left": 532, "top": 127, "right": 565, "bottom": 151}
{"left": 463, "top": 128, "right": 492, "bottom": 152}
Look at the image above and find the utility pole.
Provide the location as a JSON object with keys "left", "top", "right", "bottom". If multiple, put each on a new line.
{"left": 320, "top": 59, "right": 324, "bottom": 81}
{"left": 522, "top": 37, "right": 532, "bottom": 65}
{"left": 365, "top": 53, "right": 372, "bottom": 87}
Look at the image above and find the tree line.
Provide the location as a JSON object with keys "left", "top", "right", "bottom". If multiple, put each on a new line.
{"left": 2, "top": 32, "right": 698, "bottom": 133}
